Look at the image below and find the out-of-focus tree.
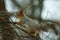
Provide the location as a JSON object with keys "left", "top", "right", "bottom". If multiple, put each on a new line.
{"left": 0, "top": 0, "right": 5, "bottom": 11}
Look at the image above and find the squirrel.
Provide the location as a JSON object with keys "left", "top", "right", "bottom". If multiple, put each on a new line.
{"left": 15, "top": 8, "right": 39, "bottom": 36}
{"left": 15, "top": 8, "right": 58, "bottom": 37}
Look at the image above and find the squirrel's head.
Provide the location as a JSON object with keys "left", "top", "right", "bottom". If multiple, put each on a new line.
{"left": 16, "top": 8, "right": 26, "bottom": 18}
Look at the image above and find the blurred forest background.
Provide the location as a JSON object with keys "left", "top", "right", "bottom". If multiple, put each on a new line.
{"left": 0, "top": 0, "right": 60, "bottom": 40}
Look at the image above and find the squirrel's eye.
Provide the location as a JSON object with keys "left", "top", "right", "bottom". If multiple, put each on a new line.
{"left": 20, "top": 10, "right": 23, "bottom": 13}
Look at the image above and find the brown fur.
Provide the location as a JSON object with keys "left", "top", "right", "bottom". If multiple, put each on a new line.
{"left": 16, "top": 8, "right": 39, "bottom": 36}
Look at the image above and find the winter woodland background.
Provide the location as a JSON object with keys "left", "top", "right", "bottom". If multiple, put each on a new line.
{"left": 0, "top": 0, "right": 60, "bottom": 40}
